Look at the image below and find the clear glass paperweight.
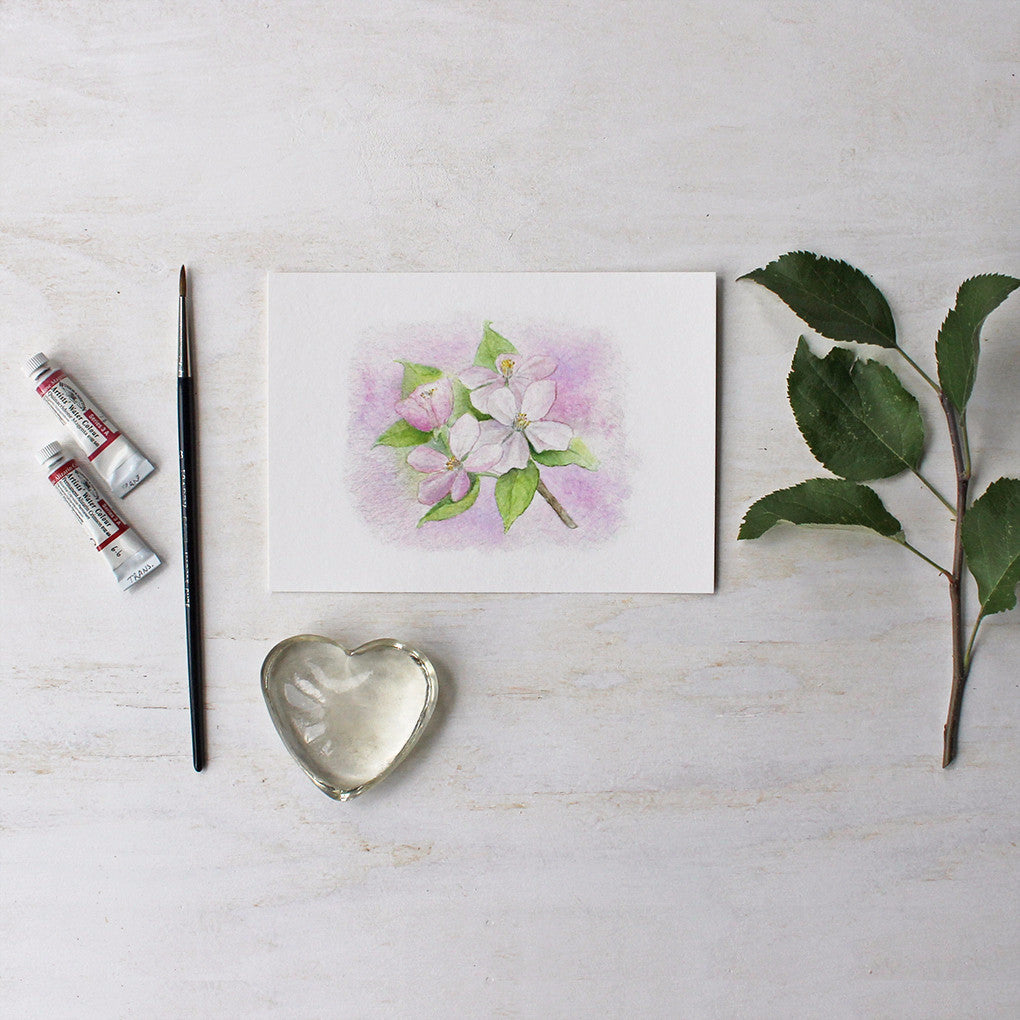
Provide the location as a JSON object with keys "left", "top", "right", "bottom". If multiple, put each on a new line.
{"left": 261, "top": 635, "right": 438, "bottom": 800}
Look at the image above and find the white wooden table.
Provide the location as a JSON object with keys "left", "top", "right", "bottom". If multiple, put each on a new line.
{"left": 2, "top": 3, "right": 1017, "bottom": 1016}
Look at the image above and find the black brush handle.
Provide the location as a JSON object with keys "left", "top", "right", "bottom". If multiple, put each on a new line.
{"left": 178, "top": 376, "right": 205, "bottom": 771}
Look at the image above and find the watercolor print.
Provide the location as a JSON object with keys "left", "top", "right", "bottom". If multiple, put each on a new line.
{"left": 348, "top": 321, "right": 630, "bottom": 547}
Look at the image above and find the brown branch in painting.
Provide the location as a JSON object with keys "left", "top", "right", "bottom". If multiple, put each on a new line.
{"left": 536, "top": 477, "right": 577, "bottom": 529}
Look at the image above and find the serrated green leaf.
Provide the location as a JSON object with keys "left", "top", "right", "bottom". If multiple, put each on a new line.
{"left": 961, "top": 477, "right": 1020, "bottom": 617}
{"left": 474, "top": 322, "right": 518, "bottom": 368}
{"left": 417, "top": 475, "right": 481, "bottom": 525}
{"left": 374, "top": 420, "right": 432, "bottom": 447}
{"left": 494, "top": 461, "right": 539, "bottom": 532}
{"left": 531, "top": 437, "right": 599, "bottom": 470}
{"left": 740, "top": 251, "right": 897, "bottom": 348}
{"left": 738, "top": 478, "right": 902, "bottom": 540}
{"left": 935, "top": 274, "right": 1019, "bottom": 412}
{"left": 398, "top": 361, "right": 443, "bottom": 398}
{"left": 787, "top": 337, "right": 924, "bottom": 481}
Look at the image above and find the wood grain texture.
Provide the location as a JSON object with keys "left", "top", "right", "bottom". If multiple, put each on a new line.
{"left": 1, "top": 1, "right": 1018, "bottom": 1016}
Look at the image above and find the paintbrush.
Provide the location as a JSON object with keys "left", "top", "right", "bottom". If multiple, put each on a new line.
{"left": 179, "top": 266, "right": 205, "bottom": 771}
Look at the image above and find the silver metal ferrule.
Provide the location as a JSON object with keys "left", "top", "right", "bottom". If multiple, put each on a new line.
{"left": 178, "top": 296, "right": 191, "bottom": 378}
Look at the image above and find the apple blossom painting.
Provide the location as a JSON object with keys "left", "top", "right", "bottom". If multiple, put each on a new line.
{"left": 349, "top": 320, "right": 628, "bottom": 547}
{"left": 373, "top": 324, "right": 601, "bottom": 534}
{"left": 268, "top": 271, "right": 716, "bottom": 593}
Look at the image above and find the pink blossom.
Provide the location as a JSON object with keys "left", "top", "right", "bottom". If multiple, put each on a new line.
{"left": 461, "top": 352, "right": 557, "bottom": 414}
{"left": 406, "top": 414, "right": 502, "bottom": 505}
{"left": 395, "top": 377, "right": 453, "bottom": 432}
{"left": 477, "top": 380, "right": 572, "bottom": 473}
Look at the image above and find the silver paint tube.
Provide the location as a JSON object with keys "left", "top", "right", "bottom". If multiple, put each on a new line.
{"left": 37, "top": 442, "right": 161, "bottom": 591}
{"left": 24, "top": 352, "right": 155, "bottom": 498}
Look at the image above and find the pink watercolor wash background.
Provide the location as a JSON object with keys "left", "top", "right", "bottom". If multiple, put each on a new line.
{"left": 345, "top": 321, "right": 633, "bottom": 549}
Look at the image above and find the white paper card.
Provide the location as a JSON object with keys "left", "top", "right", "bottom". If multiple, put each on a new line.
{"left": 268, "top": 272, "right": 716, "bottom": 593}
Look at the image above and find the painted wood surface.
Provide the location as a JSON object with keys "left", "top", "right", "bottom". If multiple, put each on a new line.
{"left": 1, "top": 2, "right": 1017, "bottom": 1016}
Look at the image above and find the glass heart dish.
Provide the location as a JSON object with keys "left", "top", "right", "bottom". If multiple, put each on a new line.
{"left": 261, "top": 635, "right": 438, "bottom": 800}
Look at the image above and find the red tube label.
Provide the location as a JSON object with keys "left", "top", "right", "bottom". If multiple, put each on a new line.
{"left": 95, "top": 498, "right": 129, "bottom": 549}
{"left": 48, "top": 460, "right": 77, "bottom": 485}
{"left": 35, "top": 370, "right": 122, "bottom": 458}
{"left": 48, "top": 459, "right": 131, "bottom": 552}
{"left": 37, "top": 368, "right": 65, "bottom": 395}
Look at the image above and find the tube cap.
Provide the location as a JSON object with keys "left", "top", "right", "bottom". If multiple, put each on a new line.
{"left": 36, "top": 441, "right": 64, "bottom": 465}
{"left": 23, "top": 352, "right": 49, "bottom": 377}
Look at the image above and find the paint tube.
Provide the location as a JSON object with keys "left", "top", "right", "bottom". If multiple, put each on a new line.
{"left": 24, "top": 352, "right": 155, "bottom": 498}
{"left": 37, "top": 442, "right": 161, "bottom": 591}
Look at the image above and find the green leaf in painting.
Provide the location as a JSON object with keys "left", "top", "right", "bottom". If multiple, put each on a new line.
{"left": 739, "top": 251, "right": 897, "bottom": 348}
{"left": 474, "top": 322, "right": 518, "bottom": 368}
{"left": 935, "top": 274, "right": 1019, "bottom": 412}
{"left": 398, "top": 360, "right": 443, "bottom": 398}
{"left": 494, "top": 461, "right": 540, "bottom": 532}
{"left": 531, "top": 437, "right": 599, "bottom": 470}
{"left": 787, "top": 337, "right": 924, "bottom": 481}
{"left": 450, "top": 378, "right": 479, "bottom": 419}
{"left": 374, "top": 420, "right": 432, "bottom": 447}
{"left": 961, "top": 477, "right": 1020, "bottom": 618}
{"left": 738, "top": 478, "right": 903, "bottom": 540}
{"left": 418, "top": 475, "right": 481, "bottom": 525}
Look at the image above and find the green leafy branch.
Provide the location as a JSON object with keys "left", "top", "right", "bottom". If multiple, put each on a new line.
{"left": 738, "top": 252, "right": 1018, "bottom": 767}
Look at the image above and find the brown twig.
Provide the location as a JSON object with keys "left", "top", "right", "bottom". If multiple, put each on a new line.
{"left": 940, "top": 393, "right": 970, "bottom": 767}
{"left": 536, "top": 476, "right": 577, "bottom": 529}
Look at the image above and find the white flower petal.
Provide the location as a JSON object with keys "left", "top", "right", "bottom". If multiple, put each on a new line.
{"left": 448, "top": 413, "right": 480, "bottom": 458}
{"left": 462, "top": 443, "right": 502, "bottom": 472}
{"left": 516, "top": 355, "right": 557, "bottom": 381}
{"left": 478, "top": 419, "right": 512, "bottom": 445}
{"left": 499, "top": 431, "right": 531, "bottom": 471}
{"left": 469, "top": 380, "right": 502, "bottom": 415}
{"left": 406, "top": 445, "right": 448, "bottom": 472}
{"left": 487, "top": 386, "right": 519, "bottom": 426}
{"left": 525, "top": 420, "right": 572, "bottom": 452}
{"left": 450, "top": 469, "right": 471, "bottom": 502}
{"left": 419, "top": 470, "right": 455, "bottom": 505}
{"left": 520, "top": 379, "right": 556, "bottom": 420}
{"left": 460, "top": 366, "right": 498, "bottom": 388}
